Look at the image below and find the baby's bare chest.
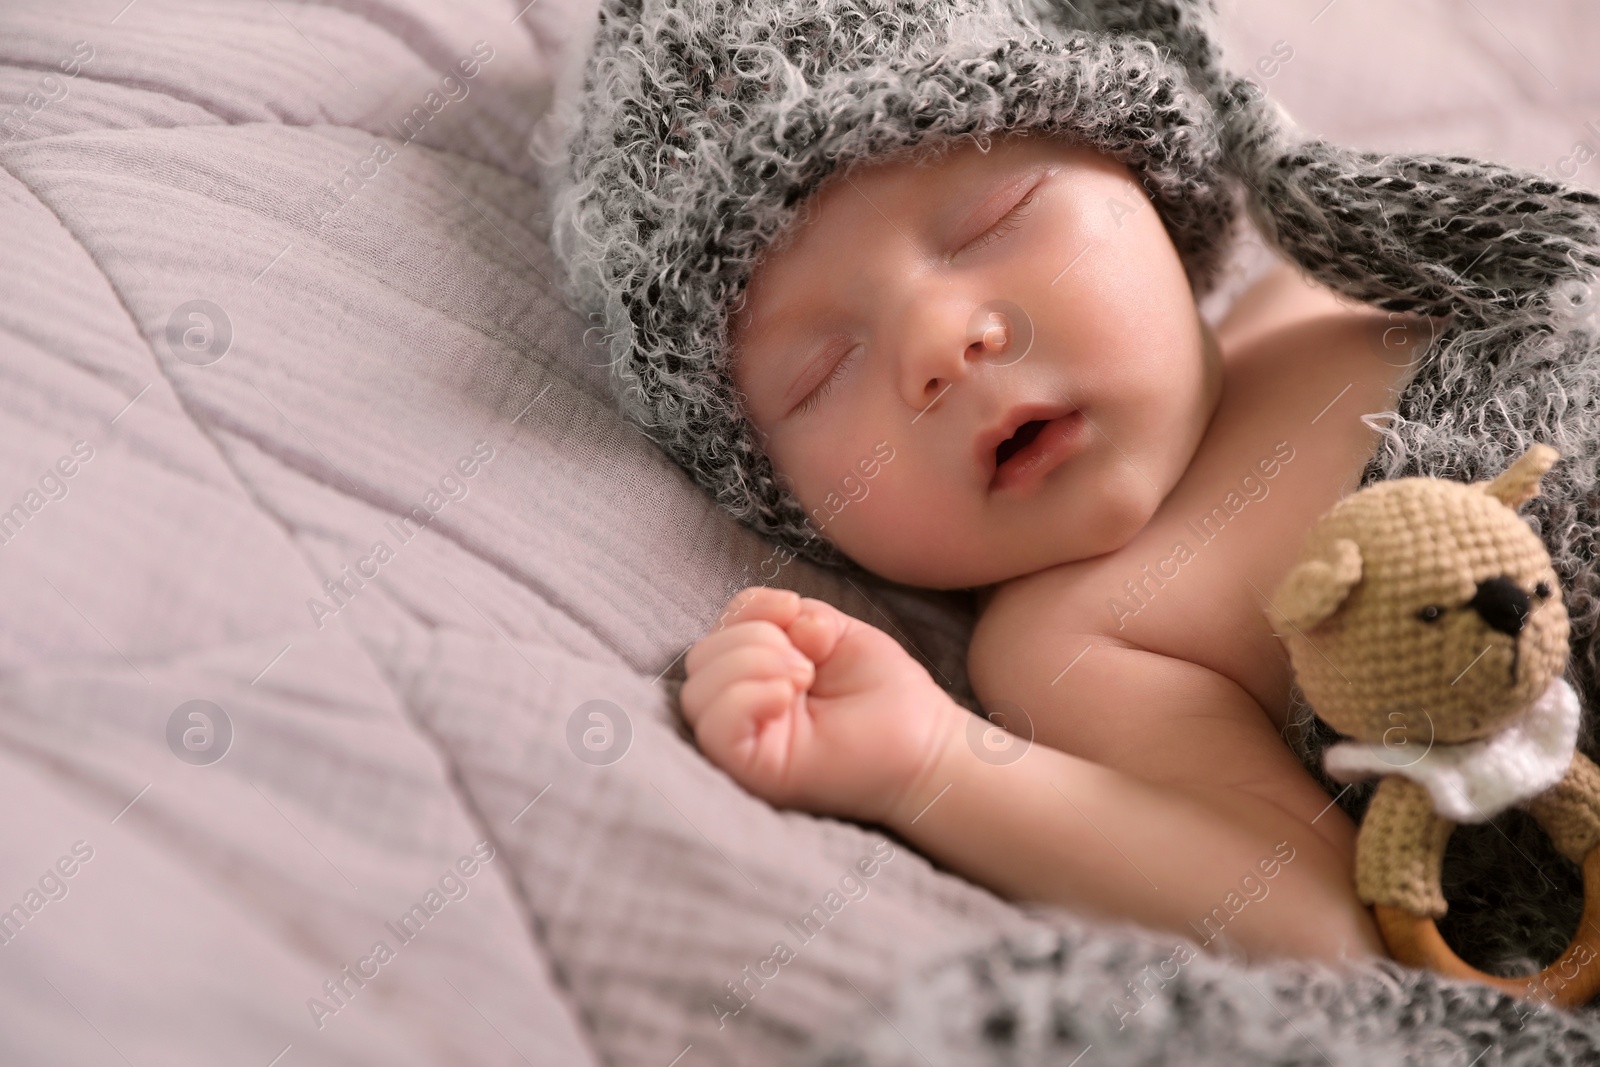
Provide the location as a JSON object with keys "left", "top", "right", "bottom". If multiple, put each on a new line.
{"left": 987, "top": 307, "right": 1429, "bottom": 728}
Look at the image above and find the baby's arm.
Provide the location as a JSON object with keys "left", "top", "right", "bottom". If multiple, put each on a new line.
{"left": 883, "top": 691, "right": 1387, "bottom": 966}
{"left": 947, "top": 628, "right": 1387, "bottom": 965}
{"left": 681, "top": 588, "right": 1385, "bottom": 967}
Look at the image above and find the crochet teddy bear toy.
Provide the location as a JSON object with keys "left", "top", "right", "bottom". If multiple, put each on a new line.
{"left": 1268, "top": 443, "right": 1600, "bottom": 1007}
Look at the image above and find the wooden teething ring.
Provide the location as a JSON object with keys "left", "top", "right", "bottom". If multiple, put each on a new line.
{"left": 1374, "top": 838, "right": 1600, "bottom": 1009}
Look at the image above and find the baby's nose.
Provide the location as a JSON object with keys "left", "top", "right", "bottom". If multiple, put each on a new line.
{"left": 1467, "top": 575, "right": 1530, "bottom": 637}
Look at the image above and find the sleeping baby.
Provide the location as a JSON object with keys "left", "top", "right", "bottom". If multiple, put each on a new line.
{"left": 681, "top": 127, "right": 1422, "bottom": 966}
{"left": 547, "top": 0, "right": 1600, "bottom": 970}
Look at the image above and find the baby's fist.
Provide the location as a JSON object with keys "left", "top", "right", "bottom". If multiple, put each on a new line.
{"left": 680, "top": 586, "right": 959, "bottom": 825}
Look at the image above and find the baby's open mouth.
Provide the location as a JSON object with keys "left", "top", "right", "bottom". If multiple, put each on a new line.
{"left": 986, "top": 408, "right": 1089, "bottom": 492}
{"left": 995, "top": 419, "right": 1049, "bottom": 468}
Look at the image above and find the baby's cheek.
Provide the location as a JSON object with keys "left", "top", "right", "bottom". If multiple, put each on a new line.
{"left": 839, "top": 473, "right": 870, "bottom": 503}
{"left": 799, "top": 456, "right": 884, "bottom": 534}
{"left": 852, "top": 464, "right": 940, "bottom": 544}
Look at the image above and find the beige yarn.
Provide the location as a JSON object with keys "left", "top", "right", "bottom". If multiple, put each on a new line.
{"left": 1269, "top": 443, "right": 1600, "bottom": 915}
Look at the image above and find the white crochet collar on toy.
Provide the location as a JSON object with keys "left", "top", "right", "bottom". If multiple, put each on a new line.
{"left": 1322, "top": 676, "right": 1581, "bottom": 824}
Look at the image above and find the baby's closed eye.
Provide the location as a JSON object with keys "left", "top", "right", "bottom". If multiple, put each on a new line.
{"left": 959, "top": 184, "right": 1039, "bottom": 255}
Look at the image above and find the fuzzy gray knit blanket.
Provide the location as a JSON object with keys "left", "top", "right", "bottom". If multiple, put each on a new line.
{"left": 792, "top": 133, "right": 1600, "bottom": 1066}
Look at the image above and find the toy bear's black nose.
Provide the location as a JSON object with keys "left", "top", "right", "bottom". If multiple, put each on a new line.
{"left": 1468, "top": 575, "right": 1530, "bottom": 637}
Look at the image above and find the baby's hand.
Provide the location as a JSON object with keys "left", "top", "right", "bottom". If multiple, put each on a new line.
{"left": 681, "top": 587, "right": 962, "bottom": 826}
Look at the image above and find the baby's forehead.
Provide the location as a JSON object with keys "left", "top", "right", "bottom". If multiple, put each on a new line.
{"left": 740, "top": 133, "right": 1056, "bottom": 286}
{"left": 729, "top": 131, "right": 1115, "bottom": 375}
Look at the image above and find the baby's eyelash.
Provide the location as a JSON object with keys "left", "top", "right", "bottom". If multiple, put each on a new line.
{"left": 796, "top": 348, "right": 855, "bottom": 416}
{"left": 790, "top": 185, "right": 1040, "bottom": 416}
{"left": 962, "top": 187, "right": 1038, "bottom": 253}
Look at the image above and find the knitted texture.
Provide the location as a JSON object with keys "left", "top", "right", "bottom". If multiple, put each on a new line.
{"left": 1265, "top": 444, "right": 1600, "bottom": 940}
{"left": 1526, "top": 752, "right": 1600, "bottom": 867}
{"left": 1356, "top": 776, "right": 1453, "bottom": 918}
{"left": 1323, "top": 677, "right": 1581, "bottom": 825}
{"left": 794, "top": 923, "right": 1600, "bottom": 1067}
{"left": 1268, "top": 446, "right": 1571, "bottom": 748}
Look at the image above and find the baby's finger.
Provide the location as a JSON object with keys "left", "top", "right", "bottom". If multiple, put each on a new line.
{"left": 681, "top": 639, "right": 812, "bottom": 728}
{"left": 786, "top": 597, "right": 852, "bottom": 668}
{"left": 685, "top": 612, "right": 799, "bottom": 679}
{"left": 686, "top": 587, "right": 802, "bottom": 677}
{"left": 710, "top": 585, "right": 802, "bottom": 635}
{"left": 691, "top": 675, "right": 800, "bottom": 783}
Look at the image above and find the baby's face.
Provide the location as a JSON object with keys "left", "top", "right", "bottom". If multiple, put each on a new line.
{"left": 729, "top": 131, "right": 1223, "bottom": 591}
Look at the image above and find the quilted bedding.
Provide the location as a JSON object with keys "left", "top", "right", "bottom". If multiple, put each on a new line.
{"left": 3, "top": 1, "right": 1600, "bottom": 1065}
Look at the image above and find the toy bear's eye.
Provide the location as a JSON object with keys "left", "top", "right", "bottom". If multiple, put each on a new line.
{"left": 1536, "top": 581, "right": 1552, "bottom": 599}
{"left": 1416, "top": 604, "right": 1446, "bottom": 623}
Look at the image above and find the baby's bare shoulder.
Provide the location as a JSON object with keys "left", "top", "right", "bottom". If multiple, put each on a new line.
{"left": 969, "top": 598, "right": 1354, "bottom": 855}
{"left": 1215, "top": 260, "right": 1368, "bottom": 351}
{"left": 1217, "top": 258, "right": 1446, "bottom": 368}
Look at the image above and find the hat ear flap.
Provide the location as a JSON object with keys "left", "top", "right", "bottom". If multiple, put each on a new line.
{"left": 1216, "top": 74, "right": 1600, "bottom": 332}
{"left": 1268, "top": 538, "right": 1363, "bottom": 634}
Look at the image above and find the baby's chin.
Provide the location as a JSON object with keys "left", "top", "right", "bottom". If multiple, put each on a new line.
{"left": 840, "top": 482, "right": 1160, "bottom": 592}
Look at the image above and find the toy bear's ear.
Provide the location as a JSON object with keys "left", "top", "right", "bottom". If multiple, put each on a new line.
{"left": 1478, "top": 442, "right": 1559, "bottom": 510}
{"left": 1267, "top": 538, "right": 1363, "bottom": 633}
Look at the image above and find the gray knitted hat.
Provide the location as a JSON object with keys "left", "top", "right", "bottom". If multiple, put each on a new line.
{"left": 544, "top": 0, "right": 1600, "bottom": 573}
